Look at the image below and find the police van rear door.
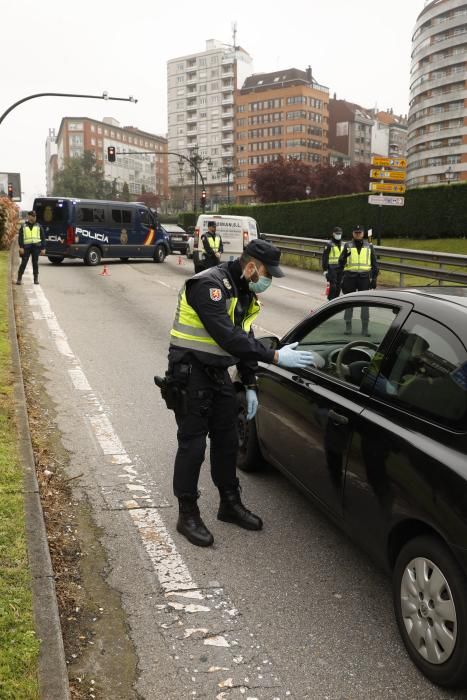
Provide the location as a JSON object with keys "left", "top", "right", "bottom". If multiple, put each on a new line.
{"left": 34, "top": 198, "right": 72, "bottom": 255}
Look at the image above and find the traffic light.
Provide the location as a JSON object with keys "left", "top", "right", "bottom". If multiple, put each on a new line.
{"left": 7, "top": 183, "right": 13, "bottom": 199}
{"left": 200, "top": 189, "right": 206, "bottom": 210}
{"left": 107, "top": 146, "right": 116, "bottom": 162}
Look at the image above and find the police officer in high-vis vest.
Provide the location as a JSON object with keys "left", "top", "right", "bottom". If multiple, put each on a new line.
{"left": 338, "top": 225, "right": 379, "bottom": 336}
{"left": 201, "top": 220, "right": 223, "bottom": 268}
{"left": 16, "top": 211, "right": 46, "bottom": 285}
{"left": 160, "top": 239, "right": 316, "bottom": 547}
{"left": 322, "top": 226, "right": 344, "bottom": 300}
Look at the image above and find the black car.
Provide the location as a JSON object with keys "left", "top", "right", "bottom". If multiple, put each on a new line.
{"left": 237, "top": 288, "right": 467, "bottom": 688}
{"left": 160, "top": 224, "right": 189, "bottom": 255}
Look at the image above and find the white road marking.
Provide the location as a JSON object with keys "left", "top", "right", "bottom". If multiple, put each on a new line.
{"left": 277, "top": 284, "right": 311, "bottom": 296}
{"left": 68, "top": 368, "right": 91, "bottom": 391}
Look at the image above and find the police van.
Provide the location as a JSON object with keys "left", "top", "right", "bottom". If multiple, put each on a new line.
{"left": 192, "top": 214, "right": 259, "bottom": 273}
{"left": 33, "top": 197, "right": 171, "bottom": 265}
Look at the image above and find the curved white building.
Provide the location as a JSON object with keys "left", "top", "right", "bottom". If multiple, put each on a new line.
{"left": 407, "top": 0, "right": 467, "bottom": 187}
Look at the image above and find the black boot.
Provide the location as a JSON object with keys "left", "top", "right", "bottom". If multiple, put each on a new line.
{"left": 177, "top": 495, "right": 214, "bottom": 547}
{"left": 344, "top": 322, "right": 352, "bottom": 336}
{"left": 361, "top": 324, "right": 370, "bottom": 337}
{"left": 218, "top": 486, "right": 263, "bottom": 531}
{"left": 16, "top": 278, "right": 22, "bottom": 285}
{"left": 34, "top": 277, "right": 39, "bottom": 285}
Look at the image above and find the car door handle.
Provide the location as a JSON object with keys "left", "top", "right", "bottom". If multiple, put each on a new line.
{"left": 328, "top": 409, "right": 349, "bottom": 425}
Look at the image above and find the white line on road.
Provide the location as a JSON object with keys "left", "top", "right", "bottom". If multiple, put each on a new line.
{"left": 277, "top": 284, "right": 312, "bottom": 296}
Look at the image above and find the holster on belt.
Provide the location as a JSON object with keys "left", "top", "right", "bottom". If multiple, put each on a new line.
{"left": 154, "top": 363, "right": 191, "bottom": 415}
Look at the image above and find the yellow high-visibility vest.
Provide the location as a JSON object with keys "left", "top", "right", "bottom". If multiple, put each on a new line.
{"left": 205, "top": 234, "right": 221, "bottom": 253}
{"left": 344, "top": 243, "right": 371, "bottom": 272}
{"left": 23, "top": 224, "right": 42, "bottom": 245}
{"left": 328, "top": 244, "right": 341, "bottom": 266}
{"left": 170, "top": 276, "right": 260, "bottom": 357}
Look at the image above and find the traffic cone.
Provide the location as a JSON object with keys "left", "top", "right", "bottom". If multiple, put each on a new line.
{"left": 321, "top": 282, "right": 330, "bottom": 297}
{"left": 100, "top": 264, "right": 110, "bottom": 276}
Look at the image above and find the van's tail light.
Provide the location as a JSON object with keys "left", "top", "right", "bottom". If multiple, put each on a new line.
{"left": 243, "top": 230, "right": 249, "bottom": 247}
{"left": 66, "top": 225, "right": 75, "bottom": 246}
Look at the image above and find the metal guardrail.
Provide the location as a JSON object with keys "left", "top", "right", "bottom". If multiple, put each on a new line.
{"left": 262, "top": 234, "right": 467, "bottom": 286}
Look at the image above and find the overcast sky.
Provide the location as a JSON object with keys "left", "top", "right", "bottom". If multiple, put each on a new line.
{"left": 1, "top": 0, "right": 426, "bottom": 206}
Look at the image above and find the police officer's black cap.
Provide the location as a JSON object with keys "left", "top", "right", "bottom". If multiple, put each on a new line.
{"left": 207, "top": 220, "right": 216, "bottom": 227}
{"left": 244, "top": 239, "right": 284, "bottom": 278}
{"left": 332, "top": 226, "right": 343, "bottom": 234}
{"left": 352, "top": 225, "right": 364, "bottom": 233}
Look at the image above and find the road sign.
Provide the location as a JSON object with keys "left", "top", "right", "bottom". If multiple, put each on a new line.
{"left": 370, "top": 169, "right": 406, "bottom": 181}
{"left": 368, "top": 195, "right": 405, "bottom": 207}
{"left": 371, "top": 156, "right": 407, "bottom": 169}
{"left": 369, "top": 182, "right": 406, "bottom": 194}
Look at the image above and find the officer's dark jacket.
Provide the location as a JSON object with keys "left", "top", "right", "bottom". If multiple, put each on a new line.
{"left": 337, "top": 239, "right": 379, "bottom": 278}
{"left": 18, "top": 222, "right": 45, "bottom": 248}
{"left": 169, "top": 259, "right": 275, "bottom": 384}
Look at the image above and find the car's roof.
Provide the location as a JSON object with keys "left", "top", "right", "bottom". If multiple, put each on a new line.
{"left": 161, "top": 224, "right": 185, "bottom": 232}
{"left": 372, "top": 287, "right": 467, "bottom": 309}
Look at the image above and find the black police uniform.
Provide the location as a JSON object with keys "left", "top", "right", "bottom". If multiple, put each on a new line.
{"left": 322, "top": 235, "right": 344, "bottom": 301}
{"left": 17, "top": 220, "right": 46, "bottom": 284}
{"left": 337, "top": 235, "right": 379, "bottom": 334}
{"left": 201, "top": 227, "right": 223, "bottom": 269}
{"left": 169, "top": 259, "right": 274, "bottom": 498}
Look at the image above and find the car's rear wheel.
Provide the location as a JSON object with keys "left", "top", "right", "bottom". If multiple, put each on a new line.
{"left": 393, "top": 535, "right": 467, "bottom": 688}
{"left": 120, "top": 257, "right": 130, "bottom": 262}
{"left": 47, "top": 256, "right": 64, "bottom": 264}
{"left": 153, "top": 245, "right": 166, "bottom": 263}
{"left": 236, "top": 391, "right": 264, "bottom": 472}
{"left": 84, "top": 246, "right": 101, "bottom": 266}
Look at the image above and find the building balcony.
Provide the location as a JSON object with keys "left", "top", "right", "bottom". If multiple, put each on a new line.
{"left": 222, "top": 96, "right": 234, "bottom": 105}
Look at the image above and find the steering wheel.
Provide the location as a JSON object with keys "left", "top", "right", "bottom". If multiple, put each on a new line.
{"left": 335, "top": 340, "right": 379, "bottom": 380}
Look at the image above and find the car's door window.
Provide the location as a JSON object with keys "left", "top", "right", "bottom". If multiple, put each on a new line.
{"left": 373, "top": 313, "right": 467, "bottom": 428}
{"left": 295, "top": 303, "right": 398, "bottom": 387}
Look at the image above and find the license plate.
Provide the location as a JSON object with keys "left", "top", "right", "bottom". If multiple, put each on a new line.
{"left": 172, "top": 236, "right": 183, "bottom": 241}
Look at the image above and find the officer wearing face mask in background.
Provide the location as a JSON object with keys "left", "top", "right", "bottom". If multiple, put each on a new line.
{"left": 158, "top": 239, "right": 316, "bottom": 547}
{"left": 322, "top": 226, "right": 344, "bottom": 300}
{"left": 337, "top": 225, "right": 379, "bottom": 336}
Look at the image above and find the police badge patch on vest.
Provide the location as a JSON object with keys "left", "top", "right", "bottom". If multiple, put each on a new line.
{"left": 209, "top": 288, "right": 222, "bottom": 301}
{"left": 222, "top": 278, "right": 232, "bottom": 290}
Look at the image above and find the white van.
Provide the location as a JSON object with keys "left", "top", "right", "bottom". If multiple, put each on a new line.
{"left": 192, "top": 214, "right": 259, "bottom": 273}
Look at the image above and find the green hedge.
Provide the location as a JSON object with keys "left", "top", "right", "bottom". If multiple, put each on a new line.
{"left": 219, "top": 182, "right": 467, "bottom": 240}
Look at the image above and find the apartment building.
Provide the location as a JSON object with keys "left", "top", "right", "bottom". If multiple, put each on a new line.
{"left": 235, "top": 67, "right": 329, "bottom": 204}
{"left": 328, "top": 98, "right": 374, "bottom": 166}
{"left": 167, "top": 39, "right": 253, "bottom": 209}
{"left": 407, "top": 0, "right": 467, "bottom": 186}
{"left": 370, "top": 110, "right": 408, "bottom": 158}
{"left": 53, "top": 117, "right": 168, "bottom": 201}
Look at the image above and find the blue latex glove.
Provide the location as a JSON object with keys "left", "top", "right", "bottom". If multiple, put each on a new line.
{"left": 276, "top": 342, "right": 316, "bottom": 369}
{"left": 245, "top": 388, "right": 258, "bottom": 421}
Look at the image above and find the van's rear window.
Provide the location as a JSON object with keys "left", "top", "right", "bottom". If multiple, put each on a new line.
{"left": 34, "top": 200, "right": 69, "bottom": 224}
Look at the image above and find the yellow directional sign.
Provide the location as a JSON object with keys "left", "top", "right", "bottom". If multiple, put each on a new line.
{"left": 370, "top": 169, "right": 406, "bottom": 181}
{"left": 371, "top": 156, "right": 407, "bottom": 169}
{"left": 369, "top": 182, "right": 406, "bottom": 194}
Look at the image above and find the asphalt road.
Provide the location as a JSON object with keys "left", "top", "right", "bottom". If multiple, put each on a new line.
{"left": 15, "top": 255, "right": 466, "bottom": 700}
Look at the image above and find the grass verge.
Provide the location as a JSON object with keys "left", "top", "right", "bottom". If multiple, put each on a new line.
{"left": 0, "top": 251, "right": 39, "bottom": 699}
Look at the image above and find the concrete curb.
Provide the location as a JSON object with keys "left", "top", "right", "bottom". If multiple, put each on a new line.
{"left": 7, "top": 245, "right": 71, "bottom": 700}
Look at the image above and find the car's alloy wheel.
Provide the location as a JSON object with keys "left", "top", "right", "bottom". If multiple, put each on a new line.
{"left": 393, "top": 536, "right": 467, "bottom": 687}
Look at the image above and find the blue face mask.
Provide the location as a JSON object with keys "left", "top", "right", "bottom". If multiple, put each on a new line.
{"left": 248, "top": 266, "right": 272, "bottom": 294}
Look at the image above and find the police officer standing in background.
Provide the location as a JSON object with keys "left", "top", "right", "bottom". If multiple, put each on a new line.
{"left": 338, "top": 225, "right": 379, "bottom": 336}
{"left": 16, "top": 210, "right": 46, "bottom": 285}
{"left": 322, "top": 226, "right": 344, "bottom": 300}
{"left": 201, "top": 220, "right": 223, "bottom": 268}
{"left": 161, "top": 239, "right": 315, "bottom": 547}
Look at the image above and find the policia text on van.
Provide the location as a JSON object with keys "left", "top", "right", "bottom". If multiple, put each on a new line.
{"left": 34, "top": 197, "right": 170, "bottom": 266}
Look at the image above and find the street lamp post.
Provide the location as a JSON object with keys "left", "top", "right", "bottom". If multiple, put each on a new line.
{"left": 188, "top": 146, "right": 213, "bottom": 215}
{"left": 0, "top": 92, "right": 137, "bottom": 126}
{"left": 445, "top": 166, "right": 455, "bottom": 184}
{"left": 217, "top": 162, "right": 235, "bottom": 204}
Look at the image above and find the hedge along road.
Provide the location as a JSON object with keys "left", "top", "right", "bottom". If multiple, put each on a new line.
{"left": 14, "top": 255, "right": 464, "bottom": 699}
